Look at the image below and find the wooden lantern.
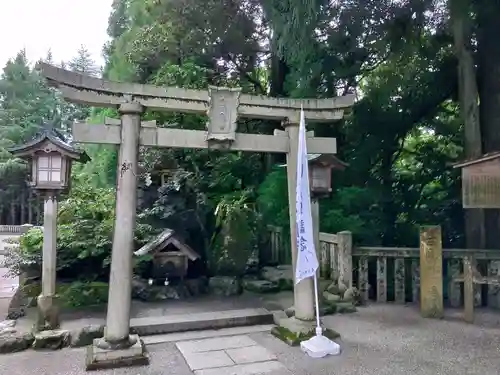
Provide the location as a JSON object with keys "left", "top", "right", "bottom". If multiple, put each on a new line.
{"left": 308, "top": 154, "right": 348, "bottom": 196}
{"left": 453, "top": 152, "right": 500, "bottom": 208}
{"left": 8, "top": 128, "right": 89, "bottom": 192}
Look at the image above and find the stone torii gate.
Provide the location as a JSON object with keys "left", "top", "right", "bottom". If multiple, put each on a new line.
{"left": 37, "top": 63, "right": 354, "bottom": 368}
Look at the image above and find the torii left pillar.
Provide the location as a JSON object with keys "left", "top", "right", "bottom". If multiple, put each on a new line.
{"left": 86, "top": 103, "right": 149, "bottom": 370}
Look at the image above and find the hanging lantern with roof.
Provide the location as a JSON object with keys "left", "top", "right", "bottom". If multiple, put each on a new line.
{"left": 8, "top": 127, "right": 89, "bottom": 191}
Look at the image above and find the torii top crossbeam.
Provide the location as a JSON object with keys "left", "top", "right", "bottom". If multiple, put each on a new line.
{"left": 37, "top": 63, "right": 354, "bottom": 123}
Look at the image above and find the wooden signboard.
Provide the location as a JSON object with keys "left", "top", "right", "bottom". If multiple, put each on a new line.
{"left": 454, "top": 153, "right": 500, "bottom": 209}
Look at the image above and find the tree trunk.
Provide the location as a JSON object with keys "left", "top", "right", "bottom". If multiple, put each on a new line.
{"left": 450, "top": 0, "right": 485, "bottom": 249}
{"left": 477, "top": 0, "right": 500, "bottom": 249}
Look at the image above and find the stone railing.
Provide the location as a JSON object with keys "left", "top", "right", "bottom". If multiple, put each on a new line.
{"left": 0, "top": 224, "right": 42, "bottom": 255}
{"left": 352, "top": 246, "right": 500, "bottom": 309}
{"left": 265, "top": 226, "right": 347, "bottom": 282}
{"left": 266, "top": 225, "right": 500, "bottom": 317}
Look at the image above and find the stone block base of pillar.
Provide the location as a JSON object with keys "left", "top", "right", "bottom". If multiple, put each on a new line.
{"left": 271, "top": 316, "right": 340, "bottom": 348}
{"left": 85, "top": 334, "right": 149, "bottom": 371}
{"left": 36, "top": 295, "right": 60, "bottom": 331}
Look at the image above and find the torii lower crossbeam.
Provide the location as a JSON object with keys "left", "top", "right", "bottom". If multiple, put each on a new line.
{"left": 72, "top": 120, "right": 337, "bottom": 154}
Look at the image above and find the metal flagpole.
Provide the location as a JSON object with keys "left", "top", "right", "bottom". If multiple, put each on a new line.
{"left": 295, "top": 106, "right": 340, "bottom": 358}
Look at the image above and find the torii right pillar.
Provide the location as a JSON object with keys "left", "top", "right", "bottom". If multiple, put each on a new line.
{"left": 283, "top": 119, "right": 315, "bottom": 321}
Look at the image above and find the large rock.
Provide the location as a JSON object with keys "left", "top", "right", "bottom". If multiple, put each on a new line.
{"left": 184, "top": 277, "right": 208, "bottom": 296}
{"left": 132, "top": 276, "right": 208, "bottom": 301}
{"left": 243, "top": 279, "right": 280, "bottom": 294}
{"left": 32, "top": 330, "right": 70, "bottom": 350}
{"left": 261, "top": 266, "right": 293, "bottom": 291}
{"left": 323, "top": 291, "right": 341, "bottom": 303}
{"left": 0, "top": 332, "right": 34, "bottom": 354}
{"left": 70, "top": 325, "right": 104, "bottom": 348}
{"left": 208, "top": 276, "right": 242, "bottom": 296}
{"left": 132, "top": 277, "right": 181, "bottom": 301}
{"left": 344, "top": 287, "right": 362, "bottom": 306}
{"left": 326, "top": 282, "right": 340, "bottom": 296}
{"left": 0, "top": 320, "right": 16, "bottom": 336}
{"left": 336, "top": 302, "right": 357, "bottom": 314}
{"left": 284, "top": 306, "right": 295, "bottom": 318}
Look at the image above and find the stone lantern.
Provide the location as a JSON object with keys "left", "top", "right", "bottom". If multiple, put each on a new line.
{"left": 9, "top": 127, "right": 89, "bottom": 330}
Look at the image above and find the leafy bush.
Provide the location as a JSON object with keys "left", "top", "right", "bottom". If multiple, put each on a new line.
{"left": 22, "top": 281, "right": 109, "bottom": 308}
{"left": 58, "top": 281, "right": 109, "bottom": 308}
{"left": 4, "top": 178, "right": 155, "bottom": 281}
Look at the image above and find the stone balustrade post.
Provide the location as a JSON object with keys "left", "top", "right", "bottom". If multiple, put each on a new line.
{"left": 419, "top": 225, "right": 444, "bottom": 319}
{"left": 337, "top": 231, "right": 353, "bottom": 288}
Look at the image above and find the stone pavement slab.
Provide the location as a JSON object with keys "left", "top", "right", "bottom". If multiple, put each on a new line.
{"left": 194, "top": 361, "right": 292, "bottom": 375}
{"left": 226, "top": 345, "right": 277, "bottom": 364}
{"left": 176, "top": 335, "right": 257, "bottom": 353}
{"left": 176, "top": 335, "right": 288, "bottom": 375}
{"left": 181, "top": 350, "right": 234, "bottom": 370}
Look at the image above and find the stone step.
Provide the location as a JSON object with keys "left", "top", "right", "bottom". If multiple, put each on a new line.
{"left": 142, "top": 324, "right": 275, "bottom": 345}
{"left": 130, "top": 308, "right": 274, "bottom": 336}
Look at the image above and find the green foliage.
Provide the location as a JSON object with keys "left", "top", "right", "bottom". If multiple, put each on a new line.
{"left": 22, "top": 281, "right": 109, "bottom": 308}
{"left": 58, "top": 281, "right": 109, "bottom": 308}
{"left": 5, "top": 179, "right": 155, "bottom": 281}
{"left": 257, "top": 168, "right": 289, "bottom": 230}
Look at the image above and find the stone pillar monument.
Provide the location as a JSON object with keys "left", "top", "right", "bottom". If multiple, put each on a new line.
{"left": 87, "top": 103, "right": 148, "bottom": 369}
{"left": 36, "top": 192, "right": 59, "bottom": 330}
{"left": 419, "top": 225, "right": 444, "bottom": 319}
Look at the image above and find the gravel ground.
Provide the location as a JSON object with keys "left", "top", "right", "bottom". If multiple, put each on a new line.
{"left": 1, "top": 304, "right": 499, "bottom": 375}
{"left": 250, "top": 304, "right": 500, "bottom": 375}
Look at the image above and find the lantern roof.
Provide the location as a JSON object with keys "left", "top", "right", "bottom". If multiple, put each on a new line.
{"left": 8, "top": 126, "right": 90, "bottom": 163}
{"left": 279, "top": 154, "right": 349, "bottom": 170}
{"left": 452, "top": 152, "right": 500, "bottom": 169}
{"left": 307, "top": 154, "right": 349, "bottom": 170}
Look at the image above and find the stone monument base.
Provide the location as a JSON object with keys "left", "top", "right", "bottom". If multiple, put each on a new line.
{"left": 271, "top": 316, "right": 340, "bottom": 347}
{"left": 36, "top": 295, "right": 60, "bottom": 331}
{"left": 85, "top": 334, "right": 149, "bottom": 371}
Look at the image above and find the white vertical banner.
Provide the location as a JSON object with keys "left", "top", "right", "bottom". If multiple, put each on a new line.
{"left": 295, "top": 108, "right": 319, "bottom": 284}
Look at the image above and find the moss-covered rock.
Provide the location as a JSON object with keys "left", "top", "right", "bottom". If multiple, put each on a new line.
{"left": 261, "top": 266, "right": 293, "bottom": 291}
{"left": 209, "top": 276, "right": 242, "bottom": 296}
{"left": 336, "top": 302, "right": 357, "bottom": 314}
{"left": 32, "top": 330, "right": 70, "bottom": 350}
{"left": 70, "top": 325, "right": 104, "bottom": 348}
{"left": 323, "top": 291, "right": 341, "bottom": 303}
{"left": 271, "top": 326, "right": 340, "bottom": 346}
{"left": 243, "top": 279, "right": 280, "bottom": 294}
{"left": 0, "top": 333, "right": 34, "bottom": 354}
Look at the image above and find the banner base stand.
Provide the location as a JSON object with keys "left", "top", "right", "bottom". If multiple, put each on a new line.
{"left": 300, "top": 334, "right": 341, "bottom": 358}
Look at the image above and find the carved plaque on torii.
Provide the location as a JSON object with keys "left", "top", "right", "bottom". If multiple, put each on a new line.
{"left": 206, "top": 86, "right": 241, "bottom": 144}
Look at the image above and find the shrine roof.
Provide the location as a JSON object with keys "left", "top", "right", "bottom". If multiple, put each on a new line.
{"left": 134, "top": 229, "right": 200, "bottom": 261}
{"left": 453, "top": 152, "right": 500, "bottom": 169}
{"left": 8, "top": 127, "right": 90, "bottom": 162}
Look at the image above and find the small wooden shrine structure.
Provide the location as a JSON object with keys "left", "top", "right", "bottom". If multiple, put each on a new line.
{"left": 134, "top": 229, "right": 200, "bottom": 279}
